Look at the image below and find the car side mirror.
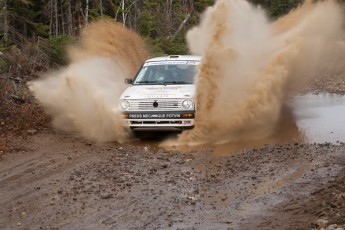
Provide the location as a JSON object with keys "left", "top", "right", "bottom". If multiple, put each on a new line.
{"left": 125, "top": 78, "right": 133, "bottom": 84}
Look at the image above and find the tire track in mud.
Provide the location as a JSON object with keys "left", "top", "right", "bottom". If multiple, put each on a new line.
{"left": 0, "top": 132, "right": 111, "bottom": 229}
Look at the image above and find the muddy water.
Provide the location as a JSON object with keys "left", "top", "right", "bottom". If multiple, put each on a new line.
{"left": 213, "top": 93, "right": 345, "bottom": 156}
{"left": 290, "top": 93, "right": 345, "bottom": 143}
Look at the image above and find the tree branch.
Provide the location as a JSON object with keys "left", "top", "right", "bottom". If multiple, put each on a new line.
{"left": 171, "top": 12, "right": 192, "bottom": 40}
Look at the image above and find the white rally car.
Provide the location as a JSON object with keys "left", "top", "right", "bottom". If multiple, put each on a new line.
{"left": 119, "top": 55, "right": 201, "bottom": 131}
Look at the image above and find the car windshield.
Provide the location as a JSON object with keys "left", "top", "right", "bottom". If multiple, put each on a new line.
{"left": 132, "top": 61, "right": 200, "bottom": 85}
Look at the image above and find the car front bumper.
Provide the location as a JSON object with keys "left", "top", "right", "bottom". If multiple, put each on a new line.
{"left": 121, "top": 111, "right": 195, "bottom": 131}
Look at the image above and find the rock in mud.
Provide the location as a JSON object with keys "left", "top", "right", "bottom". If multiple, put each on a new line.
{"left": 27, "top": 129, "right": 38, "bottom": 135}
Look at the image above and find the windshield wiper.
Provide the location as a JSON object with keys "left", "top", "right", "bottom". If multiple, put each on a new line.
{"left": 135, "top": 81, "right": 157, "bottom": 84}
{"left": 162, "top": 81, "right": 187, "bottom": 85}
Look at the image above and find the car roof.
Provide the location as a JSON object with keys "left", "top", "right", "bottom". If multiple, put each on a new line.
{"left": 145, "top": 55, "right": 202, "bottom": 63}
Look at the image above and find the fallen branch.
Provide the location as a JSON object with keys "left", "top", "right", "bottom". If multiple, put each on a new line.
{"left": 0, "top": 76, "right": 22, "bottom": 82}
{"left": 171, "top": 12, "right": 192, "bottom": 40}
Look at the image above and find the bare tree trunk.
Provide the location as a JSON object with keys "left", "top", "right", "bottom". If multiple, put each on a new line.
{"left": 76, "top": 0, "right": 82, "bottom": 33}
{"left": 189, "top": 0, "right": 194, "bottom": 13}
{"left": 132, "top": 0, "right": 140, "bottom": 30}
{"left": 66, "top": 0, "right": 74, "bottom": 36}
{"left": 61, "top": 1, "right": 65, "bottom": 34}
{"left": 122, "top": 0, "right": 137, "bottom": 27}
{"left": 49, "top": 0, "right": 53, "bottom": 37}
{"left": 121, "top": 0, "right": 125, "bottom": 26}
{"left": 85, "top": 0, "right": 89, "bottom": 24}
{"left": 99, "top": 0, "right": 103, "bottom": 17}
{"left": 166, "top": 0, "right": 172, "bottom": 23}
{"left": 54, "top": 0, "right": 58, "bottom": 36}
{"left": 115, "top": 3, "right": 120, "bottom": 21}
{"left": 80, "top": 0, "right": 89, "bottom": 25}
{"left": 3, "top": 0, "right": 8, "bottom": 41}
{"left": 23, "top": 21, "right": 28, "bottom": 37}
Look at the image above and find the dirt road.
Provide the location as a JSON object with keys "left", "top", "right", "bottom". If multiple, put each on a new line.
{"left": 1, "top": 130, "right": 345, "bottom": 230}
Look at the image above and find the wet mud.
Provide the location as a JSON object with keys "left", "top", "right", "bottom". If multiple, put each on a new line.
{"left": 1, "top": 131, "right": 345, "bottom": 229}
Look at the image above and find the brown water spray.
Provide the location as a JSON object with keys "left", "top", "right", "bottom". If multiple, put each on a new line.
{"left": 177, "top": 0, "right": 344, "bottom": 145}
{"left": 29, "top": 20, "right": 149, "bottom": 142}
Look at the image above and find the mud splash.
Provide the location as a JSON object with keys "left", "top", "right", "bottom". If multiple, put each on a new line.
{"left": 29, "top": 20, "right": 149, "bottom": 142}
{"left": 178, "top": 0, "right": 344, "bottom": 145}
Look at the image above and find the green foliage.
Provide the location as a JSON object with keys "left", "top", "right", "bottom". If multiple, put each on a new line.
{"left": 88, "top": 8, "right": 101, "bottom": 21}
{"left": 270, "top": 0, "right": 303, "bottom": 18}
{"left": 248, "top": 0, "right": 303, "bottom": 18}
{"left": 143, "top": 1, "right": 159, "bottom": 8}
{"left": 41, "top": 35, "right": 74, "bottom": 66}
{"left": 194, "top": 0, "right": 215, "bottom": 12}
{"left": 17, "top": 0, "right": 32, "bottom": 5}
{"left": 147, "top": 36, "right": 188, "bottom": 56}
{"left": 1, "top": 0, "right": 48, "bottom": 43}
{"left": 163, "top": 36, "right": 188, "bottom": 55}
{"left": 138, "top": 10, "right": 160, "bottom": 38}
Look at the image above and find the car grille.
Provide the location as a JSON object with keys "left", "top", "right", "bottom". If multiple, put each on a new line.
{"left": 129, "top": 100, "right": 182, "bottom": 111}
{"left": 130, "top": 121, "right": 183, "bottom": 125}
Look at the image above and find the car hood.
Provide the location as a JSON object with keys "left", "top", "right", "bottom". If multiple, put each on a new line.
{"left": 120, "top": 85, "right": 195, "bottom": 100}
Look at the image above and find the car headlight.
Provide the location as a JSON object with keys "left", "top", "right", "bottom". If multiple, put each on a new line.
{"left": 120, "top": 100, "right": 130, "bottom": 110}
{"left": 182, "top": 100, "right": 194, "bottom": 110}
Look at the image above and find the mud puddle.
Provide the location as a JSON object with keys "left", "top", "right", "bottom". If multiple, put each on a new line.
{"left": 290, "top": 93, "right": 345, "bottom": 143}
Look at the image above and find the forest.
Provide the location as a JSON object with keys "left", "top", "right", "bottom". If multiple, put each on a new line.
{"left": 0, "top": 0, "right": 306, "bottom": 65}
